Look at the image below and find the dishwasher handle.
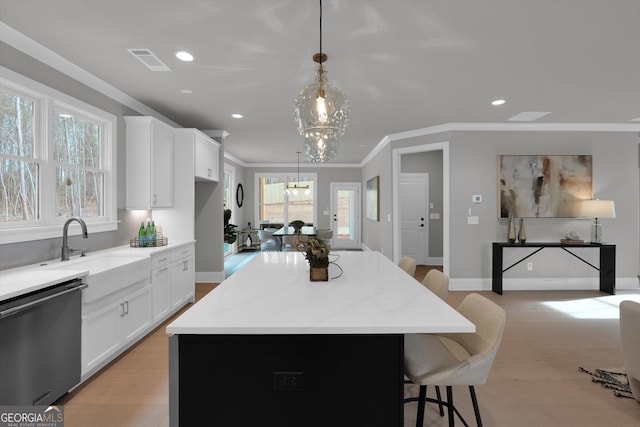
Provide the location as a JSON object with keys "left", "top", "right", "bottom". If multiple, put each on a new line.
{"left": 0, "top": 283, "right": 88, "bottom": 319}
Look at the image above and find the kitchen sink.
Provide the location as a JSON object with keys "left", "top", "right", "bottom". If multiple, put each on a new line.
{"left": 47, "top": 255, "right": 151, "bottom": 303}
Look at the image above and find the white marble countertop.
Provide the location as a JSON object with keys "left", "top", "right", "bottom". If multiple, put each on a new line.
{"left": 0, "top": 240, "right": 194, "bottom": 301}
{"left": 166, "top": 251, "right": 475, "bottom": 335}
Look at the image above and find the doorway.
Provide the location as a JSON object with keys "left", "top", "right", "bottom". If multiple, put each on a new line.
{"left": 330, "top": 182, "right": 361, "bottom": 249}
{"left": 392, "top": 142, "right": 449, "bottom": 273}
{"left": 400, "top": 173, "right": 429, "bottom": 264}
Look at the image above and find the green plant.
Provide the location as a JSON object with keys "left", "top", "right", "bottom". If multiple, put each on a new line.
{"left": 224, "top": 208, "right": 237, "bottom": 244}
{"left": 304, "top": 238, "right": 330, "bottom": 268}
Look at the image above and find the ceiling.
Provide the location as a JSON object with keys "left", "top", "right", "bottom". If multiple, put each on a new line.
{"left": 1, "top": 0, "right": 639, "bottom": 165}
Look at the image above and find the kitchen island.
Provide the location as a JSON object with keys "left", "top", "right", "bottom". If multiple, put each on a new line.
{"left": 166, "top": 251, "right": 474, "bottom": 426}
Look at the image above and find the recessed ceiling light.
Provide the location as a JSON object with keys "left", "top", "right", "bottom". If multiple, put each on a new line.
{"left": 175, "top": 51, "right": 194, "bottom": 62}
{"left": 180, "top": 89, "right": 192, "bottom": 94}
{"left": 491, "top": 99, "right": 506, "bottom": 106}
{"left": 231, "top": 113, "right": 243, "bottom": 119}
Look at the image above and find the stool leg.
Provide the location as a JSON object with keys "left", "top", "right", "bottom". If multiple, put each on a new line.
{"left": 469, "top": 386, "right": 483, "bottom": 427}
{"left": 416, "top": 385, "right": 427, "bottom": 427}
{"left": 435, "top": 385, "right": 444, "bottom": 416}
{"left": 446, "top": 386, "right": 455, "bottom": 427}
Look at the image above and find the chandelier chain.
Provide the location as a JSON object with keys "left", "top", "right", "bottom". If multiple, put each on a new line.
{"left": 319, "top": 0, "right": 323, "bottom": 65}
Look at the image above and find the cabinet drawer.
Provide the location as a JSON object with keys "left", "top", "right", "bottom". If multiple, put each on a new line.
{"left": 151, "top": 252, "right": 172, "bottom": 270}
{"left": 171, "top": 244, "right": 194, "bottom": 262}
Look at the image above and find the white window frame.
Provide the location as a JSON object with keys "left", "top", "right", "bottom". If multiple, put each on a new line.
{"left": 0, "top": 67, "right": 117, "bottom": 244}
{"left": 254, "top": 172, "right": 318, "bottom": 227}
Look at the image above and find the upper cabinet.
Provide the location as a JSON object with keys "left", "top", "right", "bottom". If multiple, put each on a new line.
{"left": 125, "top": 116, "right": 174, "bottom": 209}
{"left": 193, "top": 131, "right": 220, "bottom": 182}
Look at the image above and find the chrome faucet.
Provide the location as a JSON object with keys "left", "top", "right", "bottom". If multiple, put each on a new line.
{"left": 61, "top": 217, "right": 88, "bottom": 261}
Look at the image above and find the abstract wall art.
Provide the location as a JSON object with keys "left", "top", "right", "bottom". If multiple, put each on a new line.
{"left": 498, "top": 155, "right": 592, "bottom": 218}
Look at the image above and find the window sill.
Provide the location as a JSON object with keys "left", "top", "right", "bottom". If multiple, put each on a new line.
{"left": 0, "top": 221, "right": 119, "bottom": 245}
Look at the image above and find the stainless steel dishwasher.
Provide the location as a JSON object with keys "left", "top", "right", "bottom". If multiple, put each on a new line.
{"left": 0, "top": 278, "right": 86, "bottom": 405}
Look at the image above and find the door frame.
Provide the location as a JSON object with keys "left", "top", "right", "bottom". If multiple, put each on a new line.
{"left": 329, "top": 182, "right": 361, "bottom": 249}
{"left": 392, "top": 142, "right": 449, "bottom": 274}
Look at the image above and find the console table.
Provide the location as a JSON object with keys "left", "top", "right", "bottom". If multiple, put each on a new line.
{"left": 492, "top": 242, "right": 616, "bottom": 295}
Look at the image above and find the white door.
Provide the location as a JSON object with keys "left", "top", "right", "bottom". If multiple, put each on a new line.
{"left": 400, "top": 173, "right": 428, "bottom": 264}
{"left": 330, "top": 183, "right": 361, "bottom": 249}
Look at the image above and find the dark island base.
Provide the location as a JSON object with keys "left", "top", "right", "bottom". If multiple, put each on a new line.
{"left": 170, "top": 334, "right": 404, "bottom": 427}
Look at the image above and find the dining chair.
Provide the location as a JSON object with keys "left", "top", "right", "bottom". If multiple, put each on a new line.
{"left": 404, "top": 293, "right": 507, "bottom": 427}
{"left": 257, "top": 229, "right": 280, "bottom": 251}
{"left": 315, "top": 228, "right": 333, "bottom": 249}
{"left": 421, "top": 269, "right": 449, "bottom": 301}
{"left": 620, "top": 300, "right": 640, "bottom": 402}
{"left": 398, "top": 256, "right": 417, "bottom": 277}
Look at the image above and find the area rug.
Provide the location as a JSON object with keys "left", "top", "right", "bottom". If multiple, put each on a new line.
{"left": 579, "top": 366, "right": 634, "bottom": 399}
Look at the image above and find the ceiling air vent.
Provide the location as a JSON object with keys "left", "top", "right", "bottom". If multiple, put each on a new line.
{"left": 127, "top": 48, "right": 171, "bottom": 72}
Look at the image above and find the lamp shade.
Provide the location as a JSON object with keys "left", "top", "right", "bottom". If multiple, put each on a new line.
{"left": 581, "top": 200, "right": 616, "bottom": 219}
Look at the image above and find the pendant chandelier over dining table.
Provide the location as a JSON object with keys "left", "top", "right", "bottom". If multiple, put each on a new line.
{"left": 293, "top": 0, "right": 350, "bottom": 162}
{"left": 286, "top": 151, "right": 311, "bottom": 196}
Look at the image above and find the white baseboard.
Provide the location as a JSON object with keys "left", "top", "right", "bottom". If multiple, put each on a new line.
{"left": 425, "top": 257, "right": 443, "bottom": 265}
{"left": 196, "top": 271, "right": 225, "bottom": 284}
{"left": 450, "top": 277, "right": 640, "bottom": 292}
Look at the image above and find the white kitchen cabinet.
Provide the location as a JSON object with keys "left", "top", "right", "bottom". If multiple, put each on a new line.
{"left": 150, "top": 252, "right": 171, "bottom": 323}
{"left": 125, "top": 116, "right": 174, "bottom": 209}
{"left": 120, "top": 285, "right": 153, "bottom": 343}
{"left": 81, "top": 281, "right": 151, "bottom": 377}
{"left": 194, "top": 132, "right": 220, "bottom": 182}
{"left": 170, "top": 244, "right": 195, "bottom": 309}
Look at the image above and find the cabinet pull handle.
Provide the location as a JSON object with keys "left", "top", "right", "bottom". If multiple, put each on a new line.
{"left": 183, "top": 260, "right": 188, "bottom": 271}
{"left": 159, "top": 267, "right": 168, "bottom": 273}
{"left": 158, "top": 257, "right": 168, "bottom": 263}
{"left": 153, "top": 194, "right": 157, "bottom": 205}
{"left": 124, "top": 301, "right": 129, "bottom": 315}
{"left": 120, "top": 303, "right": 125, "bottom": 317}
{"left": 207, "top": 168, "right": 212, "bottom": 177}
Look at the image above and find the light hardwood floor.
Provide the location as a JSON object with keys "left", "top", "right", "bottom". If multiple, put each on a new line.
{"left": 57, "top": 274, "right": 640, "bottom": 426}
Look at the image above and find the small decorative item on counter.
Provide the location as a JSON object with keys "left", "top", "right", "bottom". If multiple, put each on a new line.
{"left": 518, "top": 218, "right": 526, "bottom": 244}
{"left": 304, "top": 238, "right": 330, "bottom": 281}
{"left": 560, "top": 230, "right": 584, "bottom": 244}
{"left": 138, "top": 221, "right": 147, "bottom": 247}
{"left": 131, "top": 221, "right": 167, "bottom": 247}
{"left": 507, "top": 214, "right": 516, "bottom": 244}
{"left": 147, "top": 220, "right": 157, "bottom": 246}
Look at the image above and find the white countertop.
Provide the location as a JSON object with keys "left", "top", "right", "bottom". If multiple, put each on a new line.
{"left": 0, "top": 240, "right": 194, "bottom": 301}
{"left": 166, "top": 251, "right": 475, "bottom": 335}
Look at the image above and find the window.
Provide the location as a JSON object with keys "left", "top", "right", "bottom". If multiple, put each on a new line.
{"left": 256, "top": 172, "right": 317, "bottom": 226}
{"left": 0, "top": 68, "right": 116, "bottom": 243}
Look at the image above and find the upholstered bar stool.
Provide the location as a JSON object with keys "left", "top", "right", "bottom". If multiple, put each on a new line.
{"left": 404, "top": 293, "right": 506, "bottom": 426}
{"left": 398, "top": 256, "right": 417, "bottom": 277}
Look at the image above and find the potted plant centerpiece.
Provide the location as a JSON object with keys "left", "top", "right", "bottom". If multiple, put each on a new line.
{"left": 304, "top": 238, "right": 330, "bottom": 281}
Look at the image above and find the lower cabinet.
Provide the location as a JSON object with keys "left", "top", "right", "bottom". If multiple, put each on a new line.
{"left": 151, "top": 254, "right": 171, "bottom": 323}
{"left": 80, "top": 242, "right": 195, "bottom": 381}
{"left": 81, "top": 282, "right": 151, "bottom": 377}
{"left": 169, "top": 244, "right": 195, "bottom": 310}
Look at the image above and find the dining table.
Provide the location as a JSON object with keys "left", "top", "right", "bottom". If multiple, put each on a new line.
{"left": 272, "top": 225, "right": 317, "bottom": 250}
{"left": 166, "top": 250, "right": 474, "bottom": 427}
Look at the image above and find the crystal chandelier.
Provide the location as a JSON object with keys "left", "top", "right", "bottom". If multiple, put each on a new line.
{"left": 293, "top": 0, "right": 350, "bottom": 162}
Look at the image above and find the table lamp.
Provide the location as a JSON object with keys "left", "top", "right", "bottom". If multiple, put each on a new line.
{"left": 581, "top": 199, "right": 616, "bottom": 244}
